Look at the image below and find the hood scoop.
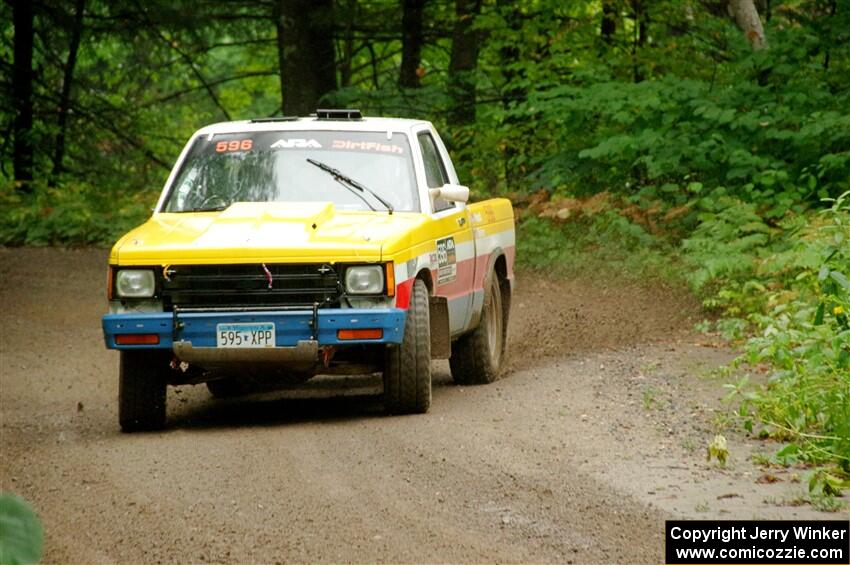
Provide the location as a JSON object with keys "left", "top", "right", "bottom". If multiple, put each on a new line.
{"left": 219, "top": 201, "right": 336, "bottom": 225}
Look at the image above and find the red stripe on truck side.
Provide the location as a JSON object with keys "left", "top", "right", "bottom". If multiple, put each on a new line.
{"left": 471, "top": 245, "right": 516, "bottom": 290}
{"left": 431, "top": 254, "right": 477, "bottom": 300}
{"left": 395, "top": 244, "right": 515, "bottom": 309}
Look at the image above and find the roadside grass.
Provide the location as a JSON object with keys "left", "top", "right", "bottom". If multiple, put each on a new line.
{"left": 515, "top": 210, "right": 682, "bottom": 283}
{"left": 642, "top": 387, "right": 660, "bottom": 411}
{"left": 699, "top": 194, "right": 850, "bottom": 499}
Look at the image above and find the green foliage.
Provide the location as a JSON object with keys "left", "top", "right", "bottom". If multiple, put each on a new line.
{"left": 696, "top": 193, "right": 850, "bottom": 484}
{"left": 0, "top": 494, "right": 43, "bottom": 565}
{"left": 1, "top": 180, "right": 152, "bottom": 246}
{"left": 682, "top": 197, "right": 775, "bottom": 294}
{"left": 707, "top": 434, "right": 729, "bottom": 467}
{"left": 3, "top": 0, "right": 849, "bottom": 247}
{"left": 515, "top": 210, "right": 677, "bottom": 281}
{"left": 808, "top": 468, "right": 850, "bottom": 498}
{"left": 523, "top": 74, "right": 850, "bottom": 210}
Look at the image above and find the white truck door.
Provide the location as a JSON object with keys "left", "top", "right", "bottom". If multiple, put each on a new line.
{"left": 414, "top": 127, "right": 474, "bottom": 335}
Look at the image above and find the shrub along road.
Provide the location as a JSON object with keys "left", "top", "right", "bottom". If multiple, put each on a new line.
{"left": 0, "top": 248, "right": 836, "bottom": 564}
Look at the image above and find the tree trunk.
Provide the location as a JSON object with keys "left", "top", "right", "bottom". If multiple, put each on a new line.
{"left": 367, "top": 43, "right": 380, "bottom": 90}
{"left": 13, "top": 0, "right": 35, "bottom": 190}
{"left": 498, "top": 0, "right": 524, "bottom": 191}
{"left": 399, "top": 0, "right": 425, "bottom": 88}
{"left": 275, "top": 0, "right": 337, "bottom": 116}
{"left": 823, "top": 0, "right": 836, "bottom": 70}
{"left": 632, "top": 0, "right": 647, "bottom": 82}
{"left": 340, "top": 0, "right": 355, "bottom": 87}
{"left": 447, "top": 0, "right": 482, "bottom": 125}
{"left": 728, "top": 0, "right": 767, "bottom": 50}
{"left": 601, "top": 0, "right": 617, "bottom": 43}
{"left": 51, "top": 0, "right": 86, "bottom": 183}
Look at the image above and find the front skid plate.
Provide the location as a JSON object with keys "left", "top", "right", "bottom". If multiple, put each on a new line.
{"left": 173, "top": 339, "right": 318, "bottom": 372}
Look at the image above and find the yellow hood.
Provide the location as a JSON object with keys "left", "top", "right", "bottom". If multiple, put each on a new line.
{"left": 111, "top": 202, "right": 425, "bottom": 265}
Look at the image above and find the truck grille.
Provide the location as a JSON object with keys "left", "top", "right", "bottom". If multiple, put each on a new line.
{"left": 161, "top": 264, "right": 342, "bottom": 310}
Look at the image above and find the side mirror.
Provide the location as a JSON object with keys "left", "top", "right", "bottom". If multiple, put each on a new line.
{"left": 429, "top": 183, "right": 470, "bottom": 204}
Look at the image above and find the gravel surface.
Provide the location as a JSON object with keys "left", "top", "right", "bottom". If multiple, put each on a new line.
{"left": 0, "top": 247, "right": 838, "bottom": 564}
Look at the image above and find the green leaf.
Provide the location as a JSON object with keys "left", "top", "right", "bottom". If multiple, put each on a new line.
{"left": 707, "top": 434, "right": 728, "bottom": 467}
{"left": 828, "top": 271, "right": 850, "bottom": 291}
{"left": 807, "top": 175, "right": 817, "bottom": 190}
{"left": 0, "top": 494, "right": 43, "bottom": 565}
{"left": 775, "top": 443, "right": 800, "bottom": 466}
{"left": 814, "top": 302, "right": 825, "bottom": 325}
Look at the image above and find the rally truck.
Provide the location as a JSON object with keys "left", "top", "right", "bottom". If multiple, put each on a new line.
{"left": 102, "top": 109, "right": 515, "bottom": 432}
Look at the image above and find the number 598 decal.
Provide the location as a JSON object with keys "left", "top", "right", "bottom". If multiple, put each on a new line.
{"left": 215, "top": 139, "right": 253, "bottom": 152}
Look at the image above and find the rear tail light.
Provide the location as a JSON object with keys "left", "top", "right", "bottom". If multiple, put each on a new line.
{"left": 337, "top": 329, "right": 383, "bottom": 340}
{"left": 115, "top": 334, "right": 160, "bottom": 345}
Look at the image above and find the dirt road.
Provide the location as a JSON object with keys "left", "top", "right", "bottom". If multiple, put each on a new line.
{"left": 0, "top": 248, "right": 836, "bottom": 564}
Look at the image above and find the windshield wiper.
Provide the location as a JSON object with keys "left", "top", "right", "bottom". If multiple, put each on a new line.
{"left": 306, "top": 158, "right": 394, "bottom": 214}
{"left": 181, "top": 205, "right": 229, "bottom": 213}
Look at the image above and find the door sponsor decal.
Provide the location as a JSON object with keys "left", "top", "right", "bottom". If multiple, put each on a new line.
{"left": 436, "top": 236, "right": 457, "bottom": 284}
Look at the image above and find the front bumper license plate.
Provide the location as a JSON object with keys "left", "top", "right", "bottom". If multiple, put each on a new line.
{"left": 216, "top": 322, "right": 276, "bottom": 348}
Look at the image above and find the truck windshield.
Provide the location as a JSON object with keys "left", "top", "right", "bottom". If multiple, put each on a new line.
{"left": 163, "top": 130, "right": 418, "bottom": 213}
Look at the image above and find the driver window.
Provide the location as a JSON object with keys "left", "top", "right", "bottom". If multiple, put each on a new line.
{"left": 417, "top": 132, "right": 455, "bottom": 213}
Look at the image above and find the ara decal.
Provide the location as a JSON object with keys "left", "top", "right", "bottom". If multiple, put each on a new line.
{"left": 270, "top": 138, "right": 322, "bottom": 149}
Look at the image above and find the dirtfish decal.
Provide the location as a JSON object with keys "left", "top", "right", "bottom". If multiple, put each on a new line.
{"left": 332, "top": 139, "right": 404, "bottom": 154}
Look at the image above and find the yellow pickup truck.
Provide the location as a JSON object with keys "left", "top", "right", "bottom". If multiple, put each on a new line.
{"left": 102, "top": 109, "right": 515, "bottom": 431}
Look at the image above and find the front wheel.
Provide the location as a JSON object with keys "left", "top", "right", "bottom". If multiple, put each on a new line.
{"left": 383, "top": 279, "right": 431, "bottom": 414}
{"left": 450, "top": 274, "right": 506, "bottom": 385}
{"left": 119, "top": 350, "right": 168, "bottom": 432}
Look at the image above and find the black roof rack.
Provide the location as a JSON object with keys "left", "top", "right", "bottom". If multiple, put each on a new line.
{"left": 315, "top": 108, "right": 363, "bottom": 120}
{"left": 249, "top": 116, "right": 300, "bottom": 123}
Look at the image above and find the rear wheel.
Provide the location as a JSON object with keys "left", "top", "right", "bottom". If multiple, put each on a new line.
{"left": 384, "top": 279, "right": 431, "bottom": 414}
{"left": 450, "top": 274, "right": 506, "bottom": 385}
{"left": 119, "top": 350, "right": 168, "bottom": 432}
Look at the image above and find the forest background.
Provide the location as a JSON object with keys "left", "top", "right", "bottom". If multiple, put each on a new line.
{"left": 1, "top": 0, "right": 848, "bottom": 498}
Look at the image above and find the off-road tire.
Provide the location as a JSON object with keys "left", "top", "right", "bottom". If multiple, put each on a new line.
{"left": 450, "top": 274, "right": 506, "bottom": 385}
{"left": 119, "top": 350, "right": 168, "bottom": 432}
{"left": 384, "top": 279, "right": 431, "bottom": 414}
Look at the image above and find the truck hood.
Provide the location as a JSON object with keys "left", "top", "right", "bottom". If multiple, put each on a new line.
{"left": 111, "top": 202, "right": 425, "bottom": 265}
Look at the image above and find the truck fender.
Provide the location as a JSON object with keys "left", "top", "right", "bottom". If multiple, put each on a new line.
{"left": 468, "top": 248, "right": 506, "bottom": 331}
{"left": 411, "top": 269, "right": 450, "bottom": 359}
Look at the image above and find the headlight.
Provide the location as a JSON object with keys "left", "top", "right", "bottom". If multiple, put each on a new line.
{"left": 115, "top": 269, "right": 156, "bottom": 298}
{"left": 345, "top": 265, "right": 384, "bottom": 294}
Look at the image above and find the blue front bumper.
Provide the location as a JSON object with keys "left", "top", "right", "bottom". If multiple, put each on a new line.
{"left": 102, "top": 308, "right": 406, "bottom": 350}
